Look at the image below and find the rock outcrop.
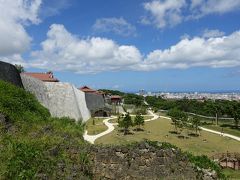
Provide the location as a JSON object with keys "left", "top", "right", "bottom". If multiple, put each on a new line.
{"left": 90, "top": 142, "right": 217, "bottom": 180}
{"left": 21, "top": 74, "right": 91, "bottom": 122}
{"left": 0, "top": 61, "right": 23, "bottom": 87}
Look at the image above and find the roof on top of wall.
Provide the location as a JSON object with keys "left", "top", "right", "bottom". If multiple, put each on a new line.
{"left": 22, "top": 72, "right": 59, "bottom": 82}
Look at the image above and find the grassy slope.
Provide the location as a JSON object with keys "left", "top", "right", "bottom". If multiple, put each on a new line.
{"left": 0, "top": 81, "right": 91, "bottom": 179}
{"left": 96, "top": 117, "right": 240, "bottom": 157}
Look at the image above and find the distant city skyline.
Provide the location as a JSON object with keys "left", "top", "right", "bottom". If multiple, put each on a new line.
{"left": 1, "top": 0, "right": 240, "bottom": 91}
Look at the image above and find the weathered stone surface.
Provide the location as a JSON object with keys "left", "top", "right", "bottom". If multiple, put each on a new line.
{"left": 21, "top": 74, "right": 91, "bottom": 122}
{"left": 89, "top": 142, "right": 216, "bottom": 180}
{"left": 0, "top": 61, "right": 23, "bottom": 87}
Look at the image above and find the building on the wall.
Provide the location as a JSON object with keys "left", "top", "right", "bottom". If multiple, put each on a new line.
{"left": 79, "top": 86, "right": 97, "bottom": 94}
{"left": 79, "top": 86, "right": 111, "bottom": 117}
{"left": 22, "top": 71, "right": 59, "bottom": 82}
{"left": 110, "top": 95, "right": 122, "bottom": 105}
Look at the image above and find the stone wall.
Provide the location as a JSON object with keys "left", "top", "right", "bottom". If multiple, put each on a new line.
{"left": 90, "top": 142, "right": 217, "bottom": 180}
{"left": 85, "top": 93, "right": 105, "bottom": 112}
{"left": 21, "top": 74, "right": 91, "bottom": 122}
{"left": 0, "top": 61, "right": 23, "bottom": 87}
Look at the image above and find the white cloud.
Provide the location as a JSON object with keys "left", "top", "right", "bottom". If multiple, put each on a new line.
{"left": 0, "top": 0, "right": 42, "bottom": 56}
{"left": 141, "top": 0, "right": 240, "bottom": 29}
{"left": 202, "top": 29, "right": 225, "bottom": 38}
{"left": 142, "top": 0, "right": 186, "bottom": 29}
{"left": 30, "top": 24, "right": 240, "bottom": 73}
{"left": 30, "top": 24, "right": 142, "bottom": 73}
{"left": 141, "top": 30, "right": 240, "bottom": 70}
{"left": 190, "top": 0, "right": 240, "bottom": 18}
{"left": 92, "top": 17, "right": 136, "bottom": 37}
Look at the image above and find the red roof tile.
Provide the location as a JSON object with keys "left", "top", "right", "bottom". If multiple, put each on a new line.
{"left": 22, "top": 72, "right": 59, "bottom": 82}
{"left": 79, "top": 86, "right": 97, "bottom": 93}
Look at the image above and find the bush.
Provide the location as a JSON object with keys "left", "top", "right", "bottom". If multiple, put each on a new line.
{"left": 0, "top": 80, "right": 50, "bottom": 122}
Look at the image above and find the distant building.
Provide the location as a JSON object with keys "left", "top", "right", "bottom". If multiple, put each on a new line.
{"left": 22, "top": 71, "right": 59, "bottom": 82}
{"left": 110, "top": 95, "right": 122, "bottom": 105}
{"left": 79, "top": 86, "right": 97, "bottom": 94}
{"left": 79, "top": 86, "right": 111, "bottom": 117}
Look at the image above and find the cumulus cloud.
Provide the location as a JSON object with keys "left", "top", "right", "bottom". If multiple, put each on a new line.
{"left": 92, "top": 17, "right": 136, "bottom": 37}
{"left": 190, "top": 0, "right": 240, "bottom": 18}
{"left": 30, "top": 24, "right": 240, "bottom": 73}
{"left": 141, "top": 30, "right": 240, "bottom": 70}
{"left": 141, "top": 0, "right": 186, "bottom": 29}
{"left": 0, "top": 0, "right": 42, "bottom": 57}
{"left": 202, "top": 29, "right": 225, "bottom": 38}
{"left": 30, "top": 24, "right": 142, "bottom": 73}
{"left": 141, "top": 0, "right": 240, "bottom": 29}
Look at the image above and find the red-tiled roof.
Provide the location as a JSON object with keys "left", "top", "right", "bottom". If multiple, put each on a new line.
{"left": 79, "top": 86, "right": 97, "bottom": 93}
{"left": 111, "top": 95, "right": 122, "bottom": 99}
{"left": 22, "top": 72, "right": 59, "bottom": 82}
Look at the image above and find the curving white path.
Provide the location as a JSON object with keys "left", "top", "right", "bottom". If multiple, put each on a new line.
{"left": 83, "top": 116, "right": 117, "bottom": 144}
{"left": 160, "top": 115, "right": 240, "bottom": 142}
{"left": 83, "top": 110, "right": 159, "bottom": 144}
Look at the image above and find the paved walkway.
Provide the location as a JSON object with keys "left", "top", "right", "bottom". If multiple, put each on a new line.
{"left": 159, "top": 115, "right": 240, "bottom": 142}
{"left": 83, "top": 116, "right": 117, "bottom": 144}
{"left": 83, "top": 110, "right": 159, "bottom": 144}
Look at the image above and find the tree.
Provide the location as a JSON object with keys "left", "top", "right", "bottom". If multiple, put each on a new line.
{"left": 228, "top": 103, "right": 240, "bottom": 129}
{"left": 134, "top": 113, "right": 144, "bottom": 130}
{"left": 118, "top": 113, "right": 133, "bottom": 135}
{"left": 15, "top": 64, "right": 25, "bottom": 73}
{"left": 167, "top": 108, "right": 188, "bottom": 133}
{"left": 190, "top": 116, "right": 201, "bottom": 135}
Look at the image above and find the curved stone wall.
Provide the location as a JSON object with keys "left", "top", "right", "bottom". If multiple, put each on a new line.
{"left": 85, "top": 93, "right": 105, "bottom": 113}
{"left": 0, "top": 61, "right": 23, "bottom": 87}
{"left": 21, "top": 74, "right": 91, "bottom": 122}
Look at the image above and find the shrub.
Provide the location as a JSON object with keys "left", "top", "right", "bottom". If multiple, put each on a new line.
{"left": 0, "top": 80, "right": 50, "bottom": 122}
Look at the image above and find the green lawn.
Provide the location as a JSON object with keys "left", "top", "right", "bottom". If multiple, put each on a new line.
{"left": 222, "top": 168, "right": 240, "bottom": 179}
{"left": 203, "top": 124, "right": 240, "bottom": 137}
{"left": 85, "top": 118, "right": 108, "bottom": 135}
{"left": 159, "top": 112, "right": 240, "bottom": 138}
{"left": 96, "top": 117, "right": 240, "bottom": 157}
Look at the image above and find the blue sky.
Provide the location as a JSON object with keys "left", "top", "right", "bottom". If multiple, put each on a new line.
{"left": 1, "top": 0, "right": 240, "bottom": 92}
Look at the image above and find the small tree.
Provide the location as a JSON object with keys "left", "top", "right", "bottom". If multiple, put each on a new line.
{"left": 228, "top": 104, "right": 240, "bottom": 129}
{"left": 15, "top": 64, "right": 25, "bottom": 73}
{"left": 190, "top": 116, "right": 201, "bottom": 135}
{"left": 167, "top": 108, "right": 188, "bottom": 133}
{"left": 134, "top": 113, "right": 144, "bottom": 130}
{"left": 118, "top": 113, "right": 133, "bottom": 135}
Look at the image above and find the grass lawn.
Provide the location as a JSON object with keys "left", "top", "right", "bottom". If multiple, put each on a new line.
{"left": 85, "top": 118, "right": 108, "bottom": 135}
{"left": 203, "top": 124, "right": 240, "bottom": 137}
{"left": 96, "top": 117, "right": 240, "bottom": 157}
{"left": 222, "top": 168, "right": 240, "bottom": 179}
{"left": 159, "top": 112, "right": 240, "bottom": 138}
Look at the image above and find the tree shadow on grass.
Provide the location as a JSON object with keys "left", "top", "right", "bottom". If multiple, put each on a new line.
{"left": 220, "top": 124, "right": 240, "bottom": 130}
{"left": 169, "top": 131, "right": 180, "bottom": 135}
{"left": 118, "top": 129, "right": 134, "bottom": 135}
{"left": 188, "top": 133, "right": 200, "bottom": 137}
{"left": 133, "top": 128, "right": 144, "bottom": 132}
{"left": 177, "top": 135, "right": 189, "bottom": 139}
